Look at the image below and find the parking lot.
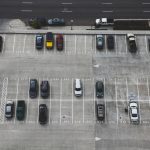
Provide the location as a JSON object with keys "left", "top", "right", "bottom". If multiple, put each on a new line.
{"left": 0, "top": 34, "right": 150, "bottom": 55}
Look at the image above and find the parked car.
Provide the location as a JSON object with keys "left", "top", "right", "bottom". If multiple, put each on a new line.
{"left": 0, "top": 36, "right": 3, "bottom": 52}
{"left": 35, "top": 35, "right": 44, "bottom": 49}
{"left": 5, "top": 100, "right": 14, "bottom": 119}
{"left": 39, "top": 104, "right": 48, "bottom": 124}
{"left": 46, "top": 32, "right": 54, "bottom": 49}
{"left": 29, "top": 79, "right": 38, "bottom": 98}
{"left": 107, "top": 35, "right": 114, "bottom": 50}
{"left": 74, "top": 79, "right": 82, "bottom": 97}
{"left": 56, "top": 34, "right": 64, "bottom": 50}
{"left": 148, "top": 38, "right": 150, "bottom": 51}
{"left": 96, "top": 35, "right": 104, "bottom": 50}
{"left": 47, "top": 18, "right": 65, "bottom": 26}
{"left": 16, "top": 100, "right": 26, "bottom": 121}
{"left": 96, "top": 103, "right": 105, "bottom": 121}
{"left": 126, "top": 33, "right": 137, "bottom": 53}
{"left": 95, "top": 81, "right": 104, "bottom": 98}
{"left": 40, "top": 81, "right": 50, "bottom": 98}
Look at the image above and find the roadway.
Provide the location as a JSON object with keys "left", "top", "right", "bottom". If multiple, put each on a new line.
{"left": 0, "top": 0, "right": 150, "bottom": 25}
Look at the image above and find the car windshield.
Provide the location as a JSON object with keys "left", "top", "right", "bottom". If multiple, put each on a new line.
{"left": 132, "top": 114, "right": 137, "bottom": 117}
{"left": 75, "top": 88, "right": 81, "bottom": 91}
{"left": 30, "top": 81, "right": 36, "bottom": 91}
{"left": 37, "top": 37, "right": 42, "bottom": 43}
{"left": 42, "top": 83, "right": 48, "bottom": 92}
{"left": 6, "top": 106, "right": 11, "bottom": 112}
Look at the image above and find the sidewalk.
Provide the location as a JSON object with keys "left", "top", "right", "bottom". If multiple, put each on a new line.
{"left": 0, "top": 19, "right": 150, "bottom": 35}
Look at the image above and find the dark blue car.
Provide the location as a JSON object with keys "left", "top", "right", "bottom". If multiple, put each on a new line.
{"left": 36, "top": 35, "right": 44, "bottom": 49}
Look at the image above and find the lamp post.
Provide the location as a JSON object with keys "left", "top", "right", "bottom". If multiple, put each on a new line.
{"left": 70, "top": 19, "right": 74, "bottom": 30}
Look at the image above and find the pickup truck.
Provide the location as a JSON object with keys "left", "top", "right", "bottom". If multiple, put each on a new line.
{"left": 46, "top": 32, "right": 54, "bottom": 49}
{"left": 95, "top": 18, "right": 114, "bottom": 27}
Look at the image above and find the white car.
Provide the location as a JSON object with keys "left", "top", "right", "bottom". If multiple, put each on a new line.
{"left": 74, "top": 79, "right": 82, "bottom": 97}
{"left": 129, "top": 101, "right": 139, "bottom": 124}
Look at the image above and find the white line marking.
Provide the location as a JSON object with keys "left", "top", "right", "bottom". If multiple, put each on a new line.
{"left": 37, "top": 78, "right": 40, "bottom": 124}
{"left": 105, "top": 35, "right": 107, "bottom": 54}
{"left": 49, "top": 79, "right": 51, "bottom": 124}
{"left": 137, "top": 78, "right": 141, "bottom": 124}
{"left": 84, "top": 35, "right": 86, "bottom": 54}
{"left": 61, "top": 10, "right": 72, "bottom": 13}
{"left": 22, "top": 1, "right": 33, "bottom": 4}
{"left": 115, "top": 78, "right": 118, "bottom": 125}
{"left": 102, "top": 10, "right": 113, "bottom": 13}
{"left": 75, "top": 35, "right": 76, "bottom": 54}
{"left": 61, "top": 3, "right": 72, "bottom": 4}
{"left": 82, "top": 79, "right": 84, "bottom": 123}
{"left": 20, "top": 10, "right": 32, "bottom": 12}
{"left": 94, "top": 35, "right": 96, "bottom": 54}
{"left": 142, "top": 3, "right": 150, "bottom": 5}
{"left": 64, "top": 35, "right": 66, "bottom": 54}
{"left": 72, "top": 78, "right": 74, "bottom": 124}
{"left": 104, "top": 78, "right": 107, "bottom": 124}
{"left": 143, "top": 11, "right": 150, "bottom": 13}
{"left": 23, "top": 34, "right": 26, "bottom": 53}
{"left": 101, "top": 2, "right": 112, "bottom": 4}
{"left": 145, "top": 35, "right": 148, "bottom": 54}
{"left": 26, "top": 77, "right": 30, "bottom": 123}
{"left": 126, "top": 78, "right": 129, "bottom": 102}
{"left": 60, "top": 78, "right": 62, "bottom": 124}
{"left": 93, "top": 78, "right": 95, "bottom": 121}
{"left": 13, "top": 34, "right": 16, "bottom": 53}
{"left": 114, "top": 35, "right": 117, "bottom": 54}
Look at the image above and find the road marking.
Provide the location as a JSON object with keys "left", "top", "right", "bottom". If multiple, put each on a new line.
{"left": 102, "top": 10, "right": 113, "bottom": 13}
{"left": 72, "top": 78, "right": 74, "bottom": 124}
{"left": 94, "top": 35, "right": 96, "bottom": 54}
{"left": 101, "top": 2, "right": 112, "bottom": 5}
{"left": 93, "top": 78, "right": 96, "bottom": 121}
{"left": 104, "top": 78, "right": 107, "bottom": 124}
{"left": 115, "top": 78, "right": 118, "bottom": 125}
{"left": 124, "top": 35, "right": 128, "bottom": 54}
{"left": 136, "top": 78, "right": 141, "bottom": 124}
{"left": 61, "top": 3, "right": 72, "bottom": 4}
{"left": 61, "top": 10, "right": 72, "bottom": 13}
{"left": 37, "top": 78, "right": 40, "bottom": 124}
{"left": 23, "top": 34, "right": 26, "bottom": 53}
{"left": 20, "top": 10, "right": 32, "bottom": 12}
{"left": 49, "top": 79, "right": 51, "bottom": 124}
{"left": 14, "top": 78, "right": 19, "bottom": 124}
{"left": 95, "top": 137, "right": 101, "bottom": 141}
{"left": 75, "top": 35, "right": 77, "bottom": 54}
{"left": 114, "top": 35, "right": 117, "bottom": 54}
{"left": 143, "top": 11, "right": 150, "bottom": 13}
{"left": 26, "top": 77, "right": 30, "bottom": 123}
{"left": 147, "top": 77, "right": 150, "bottom": 106}
{"left": 105, "top": 35, "right": 107, "bottom": 54}
{"left": 145, "top": 35, "right": 148, "bottom": 54}
{"left": 60, "top": 78, "right": 62, "bottom": 124}
{"left": 22, "top": 1, "right": 33, "bottom": 4}
{"left": 82, "top": 79, "right": 84, "bottom": 123}
{"left": 64, "top": 35, "right": 66, "bottom": 54}
{"left": 142, "top": 3, "right": 150, "bottom": 4}
{"left": 84, "top": 35, "right": 86, "bottom": 54}
{"left": 13, "top": 34, "right": 16, "bottom": 53}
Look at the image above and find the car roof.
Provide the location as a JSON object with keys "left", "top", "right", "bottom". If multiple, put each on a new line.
{"left": 97, "top": 35, "right": 103, "bottom": 38}
{"left": 75, "top": 79, "right": 81, "bottom": 88}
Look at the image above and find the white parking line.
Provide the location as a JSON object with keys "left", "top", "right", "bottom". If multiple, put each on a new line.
{"left": 102, "top": 10, "right": 113, "bottom": 13}
{"left": 94, "top": 35, "right": 96, "bottom": 54}
{"left": 142, "top": 2, "right": 150, "bottom": 4}
{"left": 60, "top": 78, "right": 62, "bottom": 124}
{"left": 26, "top": 77, "right": 30, "bottom": 123}
{"left": 126, "top": 78, "right": 129, "bottom": 101}
{"left": 20, "top": 10, "right": 32, "bottom": 12}
{"left": 114, "top": 35, "right": 117, "bottom": 54}
{"left": 147, "top": 77, "right": 150, "bottom": 106}
{"left": 84, "top": 35, "right": 86, "bottom": 54}
{"left": 49, "top": 79, "right": 51, "bottom": 124}
{"left": 124, "top": 35, "right": 128, "bottom": 54}
{"left": 75, "top": 35, "right": 77, "bottom": 54}
{"left": 145, "top": 35, "right": 148, "bottom": 54}
{"left": 37, "top": 78, "right": 40, "bottom": 124}
{"left": 13, "top": 34, "right": 16, "bottom": 53}
{"left": 105, "top": 35, "right": 107, "bottom": 54}
{"left": 93, "top": 78, "right": 95, "bottom": 120}
{"left": 23, "top": 34, "right": 26, "bottom": 53}
{"left": 22, "top": 1, "right": 33, "bottom": 4}
{"left": 64, "top": 35, "right": 66, "bottom": 54}
{"left": 14, "top": 78, "right": 19, "bottom": 124}
{"left": 72, "top": 78, "right": 74, "bottom": 124}
{"left": 101, "top": 2, "right": 112, "bottom": 4}
{"left": 136, "top": 78, "right": 141, "bottom": 124}
{"left": 82, "top": 79, "right": 84, "bottom": 123}
{"left": 115, "top": 78, "right": 118, "bottom": 125}
{"left": 104, "top": 78, "right": 107, "bottom": 123}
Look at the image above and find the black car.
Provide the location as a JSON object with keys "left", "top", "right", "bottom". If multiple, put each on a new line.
{"left": 16, "top": 100, "right": 26, "bottom": 121}
{"left": 40, "top": 81, "right": 50, "bottom": 98}
{"left": 5, "top": 100, "right": 14, "bottom": 119}
{"left": 0, "top": 36, "right": 3, "bottom": 52}
{"left": 39, "top": 104, "right": 48, "bottom": 124}
{"left": 47, "top": 18, "right": 65, "bottom": 26}
{"left": 95, "top": 81, "right": 104, "bottom": 98}
{"left": 29, "top": 79, "right": 38, "bottom": 98}
{"left": 107, "top": 35, "right": 114, "bottom": 50}
{"left": 96, "top": 104, "right": 105, "bottom": 121}
{"left": 36, "top": 35, "right": 44, "bottom": 49}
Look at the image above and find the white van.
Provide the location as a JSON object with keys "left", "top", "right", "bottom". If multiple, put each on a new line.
{"left": 74, "top": 79, "right": 82, "bottom": 97}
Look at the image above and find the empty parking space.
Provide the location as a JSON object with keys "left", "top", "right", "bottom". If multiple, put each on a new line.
{"left": 24, "top": 34, "right": 34, "bottom": 54}
{"left": 76, "top": 35, "right": 85, "bottom": 54}
{"left": 65, "top": 35, "right": 75, "bottom": 54}
{"left": 86, "top": 35, "right": 93, "bottom": 54}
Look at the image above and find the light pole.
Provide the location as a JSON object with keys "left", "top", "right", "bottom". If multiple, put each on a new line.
{"left": 70, "top": 19, "right": 74, "bottom": 30}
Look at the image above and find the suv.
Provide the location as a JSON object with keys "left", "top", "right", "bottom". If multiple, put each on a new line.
{"left": 46, "top": 32, "right": 54, "bottom": 49}
{"left": 127, "top": 33, "right": 137, "bottom": 53}
{"left": 40, "top": 81, "right": 50, "bottom": 98}
{"left": 107, "top": 35, "right": 114, "bottom": 50}
{"left": 16, "top": 100, "right": 26, "bottom": 121}
{"left": 96, "top": 35, "right": 104, "bottom": 50}
{"left": 74, "top": 79, "right": 82, "bottom": 97}
{"left": 95, "top": 81, "right": 104, "bottom": 98}
{"left": 96, "top": 103, "right": 105, "bottom": 121}
{"left": 5, "top": 100, "right": 14, "bottom": 119}
{"left": 35, "top": 35, "right": 44, "bottom": 49}
{"left": 29, "top": 79, "right": 38, "bottom": 98}
{"left": 39, "top": 104, "right": 48, "bottom": 124}
{"left": 129, "top": 94, "right": 139, "bottom": 124}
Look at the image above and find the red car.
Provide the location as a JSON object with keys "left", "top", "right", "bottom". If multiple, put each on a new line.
{"left": 56, "top": 34, "right": 63, "bottom": 50}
